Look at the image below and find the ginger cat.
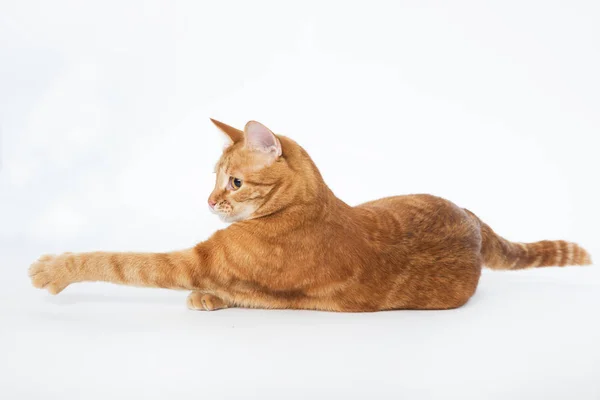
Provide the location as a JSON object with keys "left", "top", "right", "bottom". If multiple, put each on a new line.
{"left": 29, "top": 119, "right": 592, "bottom": 312}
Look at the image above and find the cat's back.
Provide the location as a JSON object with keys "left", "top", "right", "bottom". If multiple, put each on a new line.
{"left": 357, "top": 193, "right": 461, "bottom": 216}
{"left": 355, "top": 193, "right": 475, "bottom": 239}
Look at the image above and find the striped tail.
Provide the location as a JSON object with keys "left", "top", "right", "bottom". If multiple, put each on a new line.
{"left": 466, "top": 210, "right": 592, "bottom": 270}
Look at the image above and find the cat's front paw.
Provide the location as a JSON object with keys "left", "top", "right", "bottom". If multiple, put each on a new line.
{"left": 28, "top": 253, "right": 75, "bottom": 295}
{"left": 186, "top": 292, "right": 229, "bottom": 311}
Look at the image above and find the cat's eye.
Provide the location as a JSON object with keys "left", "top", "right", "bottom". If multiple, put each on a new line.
{"left": 229, "top": 177, "right": 243, "bottom": 190}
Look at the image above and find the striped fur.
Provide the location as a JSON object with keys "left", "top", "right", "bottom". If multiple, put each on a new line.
{"left": 463, "top": 210, "right": 591, "bottom": 269}
{"left": 28, "top": 119, "right": 593, "bottom": 312}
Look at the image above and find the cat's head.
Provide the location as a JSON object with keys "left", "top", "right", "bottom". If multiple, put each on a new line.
{"left": 208, "top": 119, "right": 310, "bottom": 223}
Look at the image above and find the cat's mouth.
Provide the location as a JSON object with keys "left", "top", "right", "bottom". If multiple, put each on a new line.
{"left": 210, "top": 206, "right": 228, "bottom": 217}
{"left": 211, "top": 202, "right": 256, "bottom": 223}
{"left": 209, "top": 201, "right": 236, "bottom": 222}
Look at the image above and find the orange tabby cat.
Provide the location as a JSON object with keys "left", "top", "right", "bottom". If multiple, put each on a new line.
{"left": 29, "top": 119, "right": 592, "bottom": 311}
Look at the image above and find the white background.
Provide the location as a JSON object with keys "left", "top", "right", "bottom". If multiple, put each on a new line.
{"left": 1, "top": 1, "right": 599, "bottom": 399}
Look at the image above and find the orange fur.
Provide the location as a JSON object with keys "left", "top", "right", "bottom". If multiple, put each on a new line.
{"left": 28, "top": 119, "right": 592, "bottom": 311}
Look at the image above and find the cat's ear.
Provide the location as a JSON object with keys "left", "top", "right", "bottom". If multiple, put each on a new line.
{"left": 244, "top": 121, "right": 282, "bottom": 158}
{"left": 210, "top": 118, "right": 244, "bottom": 145}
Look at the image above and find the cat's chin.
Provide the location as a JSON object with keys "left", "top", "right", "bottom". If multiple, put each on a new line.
{"left": 218, "top": 214, "right": 234, "bottom": 223}
{"left": 218, "top": 213, "right": 247, "bottom": 224}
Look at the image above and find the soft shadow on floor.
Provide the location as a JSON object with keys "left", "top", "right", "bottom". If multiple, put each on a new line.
{"left": 45, "top": 292, "right": 185, "bottom": 306}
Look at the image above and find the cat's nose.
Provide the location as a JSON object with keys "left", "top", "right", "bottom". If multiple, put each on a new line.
{"left": 208, "top": 199, "right": 217, "bottom": 209}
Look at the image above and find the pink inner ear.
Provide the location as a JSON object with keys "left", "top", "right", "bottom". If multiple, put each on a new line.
{"left": 244, "top": 121, "right": 282, "bottom": 157}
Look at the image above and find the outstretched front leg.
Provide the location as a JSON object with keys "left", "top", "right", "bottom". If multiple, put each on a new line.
{"left": 28, "top": 242, "right": 321, "bottom": 312}
{"left": 29, "top": 247, "right": 208, "bottom": 294}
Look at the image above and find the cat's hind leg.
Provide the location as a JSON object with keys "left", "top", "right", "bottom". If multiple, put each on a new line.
{"left": 186, "top": 291, "right": 230, "bottom": 311}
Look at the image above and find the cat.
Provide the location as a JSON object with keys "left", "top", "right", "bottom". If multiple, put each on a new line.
{"left": 29, "top": 119, "right": 592, "bottom": 312}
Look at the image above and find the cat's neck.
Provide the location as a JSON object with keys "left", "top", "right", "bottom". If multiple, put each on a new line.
{"left": 235, "top": 184, "right": 352, "bottom": 236}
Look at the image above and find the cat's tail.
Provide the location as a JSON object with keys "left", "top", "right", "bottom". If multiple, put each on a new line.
{"left": 464, "top": 210, "right": 592, "bottom": 269}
